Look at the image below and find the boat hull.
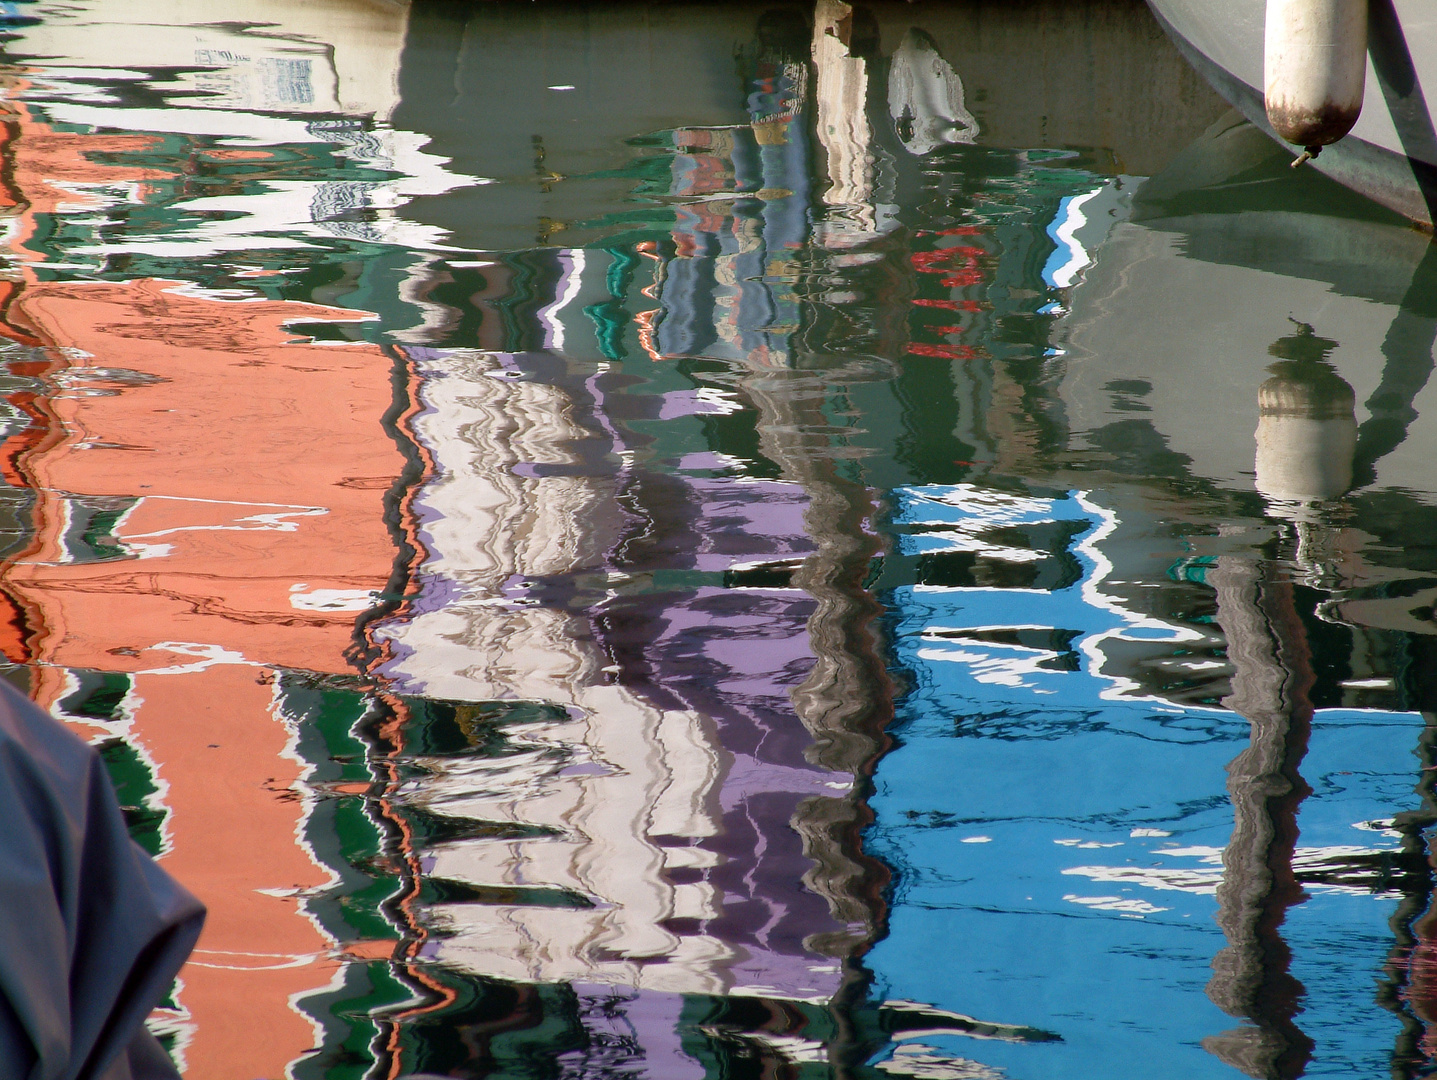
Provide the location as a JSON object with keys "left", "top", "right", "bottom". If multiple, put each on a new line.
{"left": 1147, "top": 0, "right": 1437, "bottom": 225}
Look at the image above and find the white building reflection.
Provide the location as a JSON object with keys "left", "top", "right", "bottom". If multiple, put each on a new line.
{"left": 371, "top": 246, "right": 862, "bottom": 1000}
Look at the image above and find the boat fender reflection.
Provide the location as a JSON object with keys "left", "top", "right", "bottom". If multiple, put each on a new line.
{"left": 1264, "top": 0, "right": 1368, "bottom": 163}
{"left": 1254, "top": 325, "right": 1358, "bottom": 510}
{"left": 887, "top": 28, "right": 978, "bottom": 155}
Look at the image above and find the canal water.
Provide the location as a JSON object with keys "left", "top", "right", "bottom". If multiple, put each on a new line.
{"left": 0, "top": 1, "right": 1434, "bottom": 1077}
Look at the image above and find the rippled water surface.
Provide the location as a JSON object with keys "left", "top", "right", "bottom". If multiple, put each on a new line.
{"left": 2, "top": 1, "right": 1436, "bottom": 1077}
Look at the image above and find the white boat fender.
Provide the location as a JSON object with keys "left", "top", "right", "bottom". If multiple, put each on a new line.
{"left": 1263, "top": 0, "right": 1368, "bottom": 165}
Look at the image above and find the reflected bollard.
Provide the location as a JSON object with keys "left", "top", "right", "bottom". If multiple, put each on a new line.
{"left": 1254, "top": 327, "right": 1358, "bottom": 511}
{"left": 1255, "top": 363, "right": 1357, "bottom": 505}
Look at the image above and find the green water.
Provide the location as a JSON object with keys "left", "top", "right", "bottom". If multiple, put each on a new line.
{"left": 0, "top": 2, "right": 1435, "bottom": 1078}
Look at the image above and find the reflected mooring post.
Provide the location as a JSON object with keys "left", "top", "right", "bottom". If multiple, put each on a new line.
{"left": 746, "top": 359, "right": 895, "bottom": 962}
{"left": 1205, "top": 556, "right": 1317, "bottom": 1079}
{"left": 732, "top": 183, "right": 895, "bottom": 1080}
{"left": 1202, "top": 325, "right": 1357, "bottom": 1078}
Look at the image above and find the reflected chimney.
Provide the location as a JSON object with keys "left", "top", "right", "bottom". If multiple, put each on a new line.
{"left": 1254, "top": 324, "right": 1357, "bottom": 508}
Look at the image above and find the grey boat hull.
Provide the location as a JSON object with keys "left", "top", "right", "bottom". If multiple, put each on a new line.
{"left": 1146, "top": 0, "right": 1437, "bottom": 225}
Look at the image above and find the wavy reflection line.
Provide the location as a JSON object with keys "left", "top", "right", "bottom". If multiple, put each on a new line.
{"left": 1377, "top": 626, "right": 1437, "bottom": 1076}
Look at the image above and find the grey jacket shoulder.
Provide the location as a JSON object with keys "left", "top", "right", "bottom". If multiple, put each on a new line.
{"left": 0, "top": 681, "right": 204, "bottom": 1080}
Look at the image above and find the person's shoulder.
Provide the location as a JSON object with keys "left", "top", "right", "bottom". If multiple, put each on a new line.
{"left": 0, "top": 678, "right": 107, "bottom": 820}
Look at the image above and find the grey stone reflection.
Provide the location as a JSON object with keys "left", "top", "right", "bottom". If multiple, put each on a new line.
{"left": 813, "top": 0, "right": 877, "bottom": 239}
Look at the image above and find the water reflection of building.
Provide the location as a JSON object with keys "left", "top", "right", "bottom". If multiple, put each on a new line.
{"left": 1, "top": 0, "right": 461, "bottom": 325}
{"left": 351, "top": 7, "right": 1223, "bottom": 1072}
{"left": 8, "top": 2, "right": 1436, "bottom": 1079}
{"left": 16, "top": 0, "right": 410, "bottom": 117}
{"left": 355, "top": 19, "right": 874, "bottom": 1072}
{"left": 0, "top": 10, "right": 427, "bottom": 1079}
{"left": 0, "top": 280, "right": 405, "bottom": 1079}
{"left": 373, "top": 339, "right": 856, "bottom": 999}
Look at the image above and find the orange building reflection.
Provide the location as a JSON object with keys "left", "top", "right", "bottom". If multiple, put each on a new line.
{"left": 6, "top": 278, "right": 404, "bottom": 1079}
{"left": 0, "top": 93, "right": 409, "bottom": 1078}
